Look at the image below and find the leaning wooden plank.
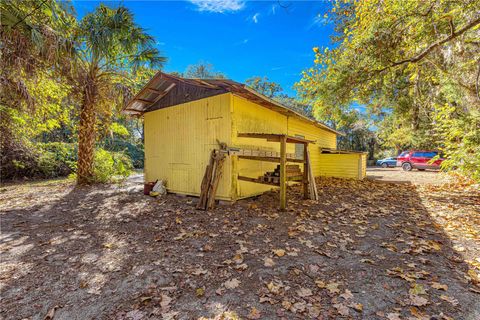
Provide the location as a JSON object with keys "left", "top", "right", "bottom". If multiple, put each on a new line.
{"left": 303, "top": 146, "right": 310, "bottom": 199}
{"left": 206, "top": 152, "right": 226, "bottom": 210}
{"left": 279, "top": 135, "right": 287, "bottom": 210}
{"left": 196, "top": 150, "right": 215, "bottom": 210}
{"left": 306, "top": 148, "right": 319, "bottom": 200}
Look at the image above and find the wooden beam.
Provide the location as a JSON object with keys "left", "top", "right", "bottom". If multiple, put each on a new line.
{"left": 280, "top": 135, "right": 287, "bottom": 210}
{"left": 303, "top": 144, "right": 309, "bottom": 200}
{"left": 145, "top": 83, "right": 176, "bottom": 110}
{"left": 237, "top": 133, "right": 314, "bottom": 144}
{"left": 237, "top": 155, "right": 304, "bottom": 163}
{"left": 238, "top": 175, "right": 279, "bottom": 186}
{"left": 146, "top": 87, "right": 163, "bottom": 94}
{"left": 137, "top": 98, "right": 155, "bottom": 104}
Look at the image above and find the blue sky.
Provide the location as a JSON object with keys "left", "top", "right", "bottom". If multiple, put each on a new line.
{"left": 74, "top": 0, "right": 335, "bottom": 97}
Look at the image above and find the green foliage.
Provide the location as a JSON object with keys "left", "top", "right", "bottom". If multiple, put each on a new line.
{"left": 101, "top": 138, "right": 144, "bottom": 169}
{"left": 1, "top": 2, "right": 164, "bottom": 183}
{"left": 246, "top": 76, "right": 283, "bottom": 98}
{"left": 91, "top": 149, "right": 133, "bottom": 183}
{"left": 181, "top": 62, "right": 226, "bottom": 79}
{"left": 298, "top": 0, "right": 480, "bottom": 178}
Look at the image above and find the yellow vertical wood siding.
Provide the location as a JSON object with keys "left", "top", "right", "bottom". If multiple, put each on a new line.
{"left": 316, "top": 153, "right": 366, "bottom": 179}
{"left": 231, "top": 95, "right": 340, "bottom": 198}
{"left": 286, "top": 117, "right": 337, "bottom": 177}
{"left": 144, "top": 93, "right": 232, "bottom": 199}
{"left": 144, "top": 92, "right": 366, "bottom": 202}
{"left": 231, "top": 95, "right": 287, "bottom": 198}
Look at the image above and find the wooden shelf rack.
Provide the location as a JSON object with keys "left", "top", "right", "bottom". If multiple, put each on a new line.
{"left": 236, "top": 133, "right": 319, "bottom": 210}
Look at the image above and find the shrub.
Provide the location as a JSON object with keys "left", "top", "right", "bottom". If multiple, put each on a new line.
{"left": 37, "top": 142, "right": 77, "bottom": 177}
{"left": 101, "top": 138, "right": 144, "bottom": 168}
{"left": 91, "top": 148, "right": 133, "bottom": 183}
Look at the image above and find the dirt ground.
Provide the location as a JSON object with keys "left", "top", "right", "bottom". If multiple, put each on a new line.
{"left": 367, "top": 167, "right": 451, "bottom": 185}
{"left": 1, "top": 175, "right": 479, "bottom": 320}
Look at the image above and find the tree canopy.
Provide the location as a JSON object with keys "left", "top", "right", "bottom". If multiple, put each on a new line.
{"left": 297, "top": 0, "right": 480, "bottom": 179}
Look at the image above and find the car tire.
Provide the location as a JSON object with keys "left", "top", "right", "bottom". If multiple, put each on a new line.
{"left": 381, "top": 163, "right": 388, "bottom": 168}
{"left": 402, "top": 162, "right": 412, "bottom": 171}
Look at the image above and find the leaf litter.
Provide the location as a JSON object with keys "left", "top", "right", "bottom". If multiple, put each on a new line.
{"left": 0, "top": 175, "right": 479, "bottom": 319}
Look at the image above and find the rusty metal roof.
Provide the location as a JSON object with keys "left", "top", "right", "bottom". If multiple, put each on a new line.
{"left": 123, "top": 72, "right": 343, "bottom": 135}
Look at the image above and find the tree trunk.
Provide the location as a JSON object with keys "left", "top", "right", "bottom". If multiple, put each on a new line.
{"left": 77, "top": 80, "right": 97, "bottom": 184}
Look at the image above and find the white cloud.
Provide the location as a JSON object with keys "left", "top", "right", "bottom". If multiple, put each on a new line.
{"left": 270, "top": 4, "right": 276, "bottom": 15}
{"left": 234, "top": 38, "right": 249, "bottom": 46}
{"left": 252, "top": 13, "right": 260, "bottom": 23}
{"left": 189, "top": 0, "right": 245, "bottom": 13}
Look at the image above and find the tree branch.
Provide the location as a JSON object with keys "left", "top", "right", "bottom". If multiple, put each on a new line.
{"left": 476, "top": 59, "right": 480, "bottom": 101}
{"left": 376, "top": 17, "right": 480, "bottom": 73}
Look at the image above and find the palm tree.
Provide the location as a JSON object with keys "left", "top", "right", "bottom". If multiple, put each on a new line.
{"left": 74, "top": 5, "right": 165, "bottom": 184}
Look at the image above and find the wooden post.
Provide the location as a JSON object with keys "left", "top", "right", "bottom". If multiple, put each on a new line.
{"left": 279, "top": 135, "right": 287, "bottom": 210}
{"left": 303, "top": 143, "right": 309, "bottom": 199}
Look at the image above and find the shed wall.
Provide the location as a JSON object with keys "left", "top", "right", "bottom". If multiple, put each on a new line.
{"left": 315, "top": 153, "right": 366, "bottom": 179}
{"left": 231, "top": 95, "right": 340, "bottom": 199}
{"left": 285, "top": 117, "right": 337, "bottom": 177}
{"left": 144, "top": 93, "right": 232, "bottom": 199}
{"left": 231, "top": 95, "right": 287, "bottom": 198}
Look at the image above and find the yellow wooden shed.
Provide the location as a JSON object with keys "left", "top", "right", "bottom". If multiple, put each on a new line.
{"left": 124, "top": 72, "right": 366, "bottom": 202}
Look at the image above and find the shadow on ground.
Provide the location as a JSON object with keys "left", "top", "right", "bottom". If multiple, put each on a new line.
{"left": 0, "top": 176, "right": 479, "bottom": 319}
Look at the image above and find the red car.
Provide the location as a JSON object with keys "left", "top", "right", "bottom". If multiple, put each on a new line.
{"left": 397, "top": 150, "right": 444, "bottom": 171}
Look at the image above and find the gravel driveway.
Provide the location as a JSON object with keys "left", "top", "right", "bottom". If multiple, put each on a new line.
{"left": 367, "top": 167, "right": 451, "bottom": 185}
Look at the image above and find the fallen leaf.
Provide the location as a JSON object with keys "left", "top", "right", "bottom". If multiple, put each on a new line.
{"left": 326, "top": 282, "right": 340, "bottom": 294}
{"left": 315, "top": 279, "right": 326, "bottom": 288}
{"left": 160, "top": 294, "right": 172, "bottom": 311}
{"left": 409, "top": 283, "right": 427, "bottom": 296}
{"left": 440, "top": 294, "right": 459, "bottom": 306}
{"left": 409, "top": 294, "right": 428, "bottom": 307}
{"left": 273, "top": 249, "right": 285, "bottom": 257}
{"left": 264, "top": 257, "right": 275, "bottom": 267}
{"left": 296, "top": 287, "right": 313, "bottom": 298}
{"left": 340, "top": 289, "right": 353, "bottom": 300}
{"left": 223, "top": 278, "right": 240, "bottom": 289}
{"left": 333, "top": 303, "right": 349, "bottom": 316}
{"left": 267, "top": 281, "right": 282, "bottom": 294}
{"left": 281, "top": 300, "right": 292, "bottom": 310}
{"left": 247, "top": 307, "right": 261, "bottom": 319}
{"left": 196, "top": 288, "right": 205, "bottom": 297}
{"left": 386, "top": 313, "right": 401, "bottom": 320}
{"left": 44, "top": 305, "right": 61, "bottom": 320}
{"left": 431, "top": 282, "right": 448, "bottom": 291}
{"left": 292, "top": 301, "right": 306, "bottom": 313}
{"left": 349, "top": 302, "right": 363, "bottom": 312}
{"left": 467, "top": 269, "right": 480, "bottom": 284}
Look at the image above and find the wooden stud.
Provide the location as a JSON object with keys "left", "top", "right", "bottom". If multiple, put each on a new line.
{"left": 303, "top": 144, "right": 309, "bottom": 200}
{"left": 279, "top": 135, "right": 287, "bottom": 210}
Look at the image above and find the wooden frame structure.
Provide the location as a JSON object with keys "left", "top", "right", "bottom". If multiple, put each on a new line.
{"left": 237, "top": 133, "right": 318, "bottom": 210}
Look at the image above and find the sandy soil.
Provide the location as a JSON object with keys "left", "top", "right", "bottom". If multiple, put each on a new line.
{"left": 0, "top": 176, "right": 479, "bottom": 320}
